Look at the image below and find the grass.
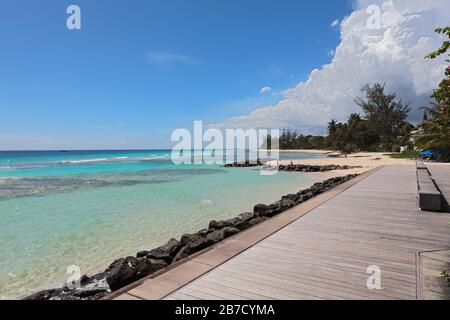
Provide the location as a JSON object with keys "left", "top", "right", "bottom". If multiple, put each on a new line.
{"left": 385, "top": 150, "right": 418, "bottom": 159}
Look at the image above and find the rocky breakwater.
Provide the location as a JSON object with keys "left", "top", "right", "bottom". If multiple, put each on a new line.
{"left": 278, "top": 164, "right": 362, "bottom": 172}
{"left": 224, "top": 161, "right": 362, "bottom": 172}
{"left": 224, "top": 159, "right": 263, "bottom": 168}
{"left": 25, "top": 174, "right": 358, "bottom": 300}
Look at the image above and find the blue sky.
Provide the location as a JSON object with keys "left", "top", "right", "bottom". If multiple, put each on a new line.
{"left": 0, "top": 0, "right": 353, "bottom": 150}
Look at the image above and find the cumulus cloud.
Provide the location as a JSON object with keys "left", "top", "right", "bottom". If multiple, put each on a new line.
{"left": 214, "top": 0, "right": 449, "bottom": 134}
{"left": 331, "top": 19, "right": 340, "bottom": 27}
{"left": 260, "top": 86, "right": 272, "bottom": 94}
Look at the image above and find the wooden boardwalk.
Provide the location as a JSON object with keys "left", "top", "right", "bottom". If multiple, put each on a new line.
{"left": 161, "top": 165, "right": 450, "bottom": 300}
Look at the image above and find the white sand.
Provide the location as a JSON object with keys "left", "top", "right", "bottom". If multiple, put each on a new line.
{"left": 279, "top": 152, "right": 415, "bottom": 179}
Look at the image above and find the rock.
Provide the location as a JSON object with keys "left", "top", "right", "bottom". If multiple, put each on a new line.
{"left": 279, "top": 199, "right": 296, "bottom": 210}
{"left": 234, "top": 212, "right": 257, "bottom": 230}
{"left": 208, "top": 220, "right": 225, "bottom": 230}
{"left": 248, "top": 216, "right": 269, "bottom": 226}
{"left": 253, "top": 203, "right": 276, "bottom": 216}
{"left": 255, "top": 202, "right": 283, "bottom": 218}
{"left": 180, "top": 232, "right": 203, "bottom": 246}
{"left": 159, "top": 238, "right": 182, "bottom": 257}
{"left": 135, "top": 258, "right": 168, "bottom": 278}
{"left": 206, "top": 229, "right": 225, "bottom": 243}
{"left": 25, "top": 288, "right": 62, "bottom": 300}
{"left": 174, "top": 236, "right": 214, "bottom": 262}
{"left": 222, "top": 226, "right": 240, "bottom": 238}
{"left": 239, "top": 212, "right": 257, "bottom": 221}
{"left": 71, "top": 288, "right": 108, "bottom": 299}
{"left": 146, "top": 251, "right": 173, "bottom": 264}
{"left": 136, "top": 250, "right": 149, "bottom": 258}
{"left": 106, "top": 257, "right": 138, "bottom": 291}
{"left": 209, "top": 217, "right": 241, "bottom": 231}
{"left": 198, "top": 228, "right": 209, "bottom": 237}
{"left": 278, "top": 164, "right": 361, "bottom": 173}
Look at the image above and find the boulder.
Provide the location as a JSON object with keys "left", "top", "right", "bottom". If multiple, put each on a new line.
{"left": 174, "top": 236, "right": 214, "bottom": 262}
{"left": 25, "top": 288, "right": 62, "bottom": 300}
{"left": 135, "top": 258, "right": 168, "bottom": 278}
{"left": 222, "top": 226, "right": 240, "bottom": 238}
{"left": 136, "top": 250, "right": 149, "bottom": 258}
{"left": 253, "top": 203, "right": 278, "bottom": 216}
{"left": 234, "top": 212, "right": 257, "bottom": 230}
{"left": 180, "top": 232, "right": 203, "bottom": 246}
{"left": 248, "top": 216, "right": 269, "bottom": 226}
{"left": 206, "top": 229, "right": 225, "bottom": 243}
{"left": 106, "top": 257, "right": 139, "bottom": 291}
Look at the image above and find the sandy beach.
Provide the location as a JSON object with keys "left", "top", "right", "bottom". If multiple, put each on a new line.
{"left": 279, "top": 151, "right": 415, "bottom": 178}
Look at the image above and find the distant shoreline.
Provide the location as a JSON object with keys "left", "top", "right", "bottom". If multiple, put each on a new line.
{"left": 260, "top": 149, "right": 335, "bottom": 154}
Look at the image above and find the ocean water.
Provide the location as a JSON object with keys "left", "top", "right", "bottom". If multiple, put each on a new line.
{"left": 0, "top": 150, "right": 325, "bottom": 299}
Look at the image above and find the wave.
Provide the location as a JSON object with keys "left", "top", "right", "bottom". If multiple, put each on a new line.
{"left": 56, "top": 158, "right": 108, "bottom": 164}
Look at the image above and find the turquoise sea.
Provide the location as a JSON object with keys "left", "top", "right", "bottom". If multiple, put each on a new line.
{"left": 0, "top": 150, "right": 325, "bottom": 299}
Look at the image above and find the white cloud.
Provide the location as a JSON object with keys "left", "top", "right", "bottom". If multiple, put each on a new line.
{"left": 331, "top": 19, "right": 340, "bottom": 27}
{"left": 260, "top": 86, "right": 272, "bottom": 94}
{"left": 146, "top": 51, "right": 196, "bottom": 66}
{"left": 214, "top": 0, "right": 449, "bottom": 133}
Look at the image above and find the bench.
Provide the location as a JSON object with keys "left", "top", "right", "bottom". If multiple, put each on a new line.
{"left": 416, "top": 160, "right": 428, "bottom": 170}
{"left": 417, "top": 168, "right": 442, "bottom": 212}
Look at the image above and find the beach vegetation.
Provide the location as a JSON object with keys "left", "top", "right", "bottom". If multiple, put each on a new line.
{"left": 386, "top": 150, "right": 418, "bottom": 159}
{"left": 278, "top": 83, "right": 413, "bottom": 153}
{"left": 414, "top": 26, "right": 450, "bottom": 160}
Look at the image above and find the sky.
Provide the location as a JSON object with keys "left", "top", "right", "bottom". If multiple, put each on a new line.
{"left": 0, "top": 0, "right": 448, "bottom": 150}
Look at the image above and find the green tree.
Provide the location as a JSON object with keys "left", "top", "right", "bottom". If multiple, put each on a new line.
{"left": 354, "top": 83, "right": 410, "bottom": 150}
{"left": 416, "top": 26, "right": 450, "bottom": 158}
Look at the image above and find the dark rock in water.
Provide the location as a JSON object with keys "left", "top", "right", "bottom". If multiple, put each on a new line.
{"left": 253, "top": 203, "right": 275, "bottom": 216}
{"left": 254, "top": 202, "right": 283, "bottom": 218}
{"left": 222, "top": 226, "right": 240, "bottom": 238}
{"left": 136, "top": 237, "right": 181, "bottom": 263}
{"left": 26, "top": 288, "right": 63, "bottom": 300}
{"left": 135, "top": 258, "right": 168, "bottom": 278}
{"left": 71, "top": 288, "right": 108, "bottom": 299}
{"left": 279, "top": 199, "right": 296, "bottom": 210}
{"left": 174, "top": 236, "right": 214, "bottom": 262}
{"left": 146, "top": 251, "right": 173, "bottom": 264}
{"left": 249, "top": 216, "right": 269, "bottom": 226}
{"left": 180, "top": 232, "right": 203, "bottom": 247}
{"left": 206, "top": 229, "right": 225, "bottom": 243}
{"left": 209, "top": 217, "right": 242, "bottom": 231}
{"left": 198, "top": 228, "right": 209, "bottom": 237}
{"left": 278, "top": 164, "right": 361, "bottom": 173}
{"left": 79, "top": 274, "right": 90, "bottom": 286}
{"left": 205, "top": 227, "right": 239, "bottom": 244}
{"left": 106, "top": 257, "right": 139, "bottom": 291}
{"left": 136, "top": 250, "right": 150, "bottom": 258}
{"left": 157, "top": 238, "right": 182, "bottom": 258}
{"left": 239, "top": 212, "right": 257, "bottom": 221}
{"left": 224, "top": 159, "right": 263, "bottom": 168}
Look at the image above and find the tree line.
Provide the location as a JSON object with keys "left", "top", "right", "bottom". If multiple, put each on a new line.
{"left": 278, "top": 82, "right": 413, "bottom": 153}
{"left": 276, "top": 26, "right": 449, "bottom": 158}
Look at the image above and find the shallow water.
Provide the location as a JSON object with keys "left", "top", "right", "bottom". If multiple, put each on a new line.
{"left": 0, "top": 150, "right": 324, "bottom": 299}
